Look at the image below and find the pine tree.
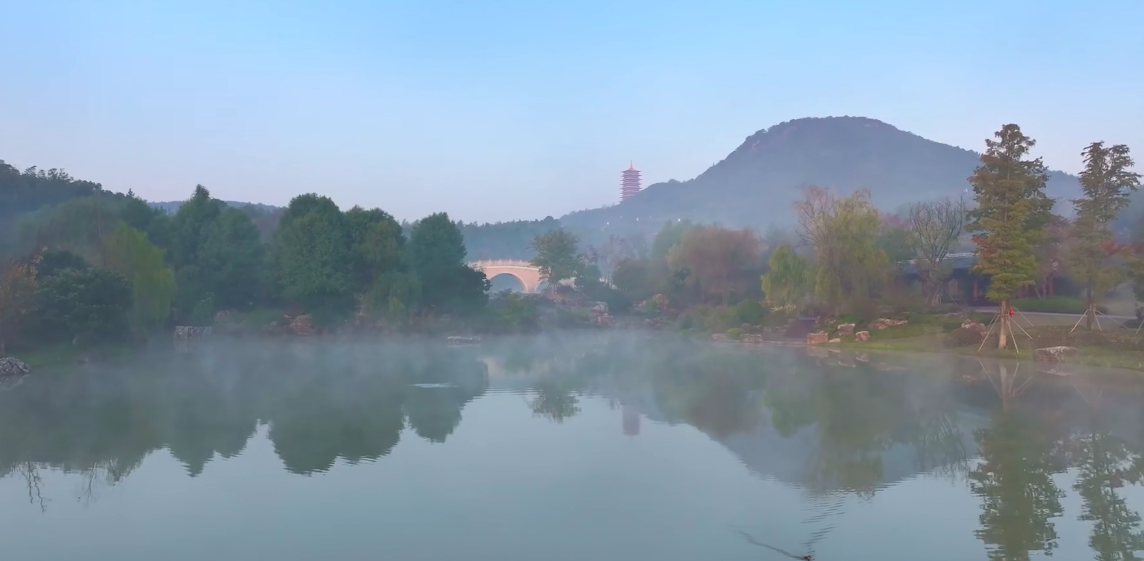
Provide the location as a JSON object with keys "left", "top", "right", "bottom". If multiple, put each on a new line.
{"left": 967, "top": 124, "right": 1051, "bottom": 350}
{"left": 1067, "top": 142, "right": 1141, "bottom": 329}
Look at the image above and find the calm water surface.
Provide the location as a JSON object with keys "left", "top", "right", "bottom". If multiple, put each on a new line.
{"left": 2, "top": 334, "right": 1144, "bottom": 561}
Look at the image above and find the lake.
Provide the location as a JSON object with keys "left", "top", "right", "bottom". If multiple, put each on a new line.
{"left": 2, "top": 333, "right": 1144, "bottom": 561}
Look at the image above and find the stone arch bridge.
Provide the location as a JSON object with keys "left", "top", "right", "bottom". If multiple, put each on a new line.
{"left": 469, "top": 260, "right": 545, "bottom": 293}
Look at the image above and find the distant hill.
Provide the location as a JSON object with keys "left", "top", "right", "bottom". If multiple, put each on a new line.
{"left": 560, "top": 116, "right": 1082, "bottom": 242}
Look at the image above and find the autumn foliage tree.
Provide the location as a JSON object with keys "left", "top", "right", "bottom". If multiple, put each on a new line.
{"left": 666, "top": 225, "right": 762, "bottom": 305}
{"left": 967, "top": 124, "right": 1052, "bottom": 350}
{"left": 0, "top": 253, "right": 40, "bottom": 354}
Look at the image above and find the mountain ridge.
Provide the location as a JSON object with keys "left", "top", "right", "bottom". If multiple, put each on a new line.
{"left": 560, "top": 116, "right": 1082, "bottom": 241}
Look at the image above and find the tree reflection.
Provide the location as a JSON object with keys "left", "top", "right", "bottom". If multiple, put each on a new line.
{"left": 0, "top": 340, "right": 493, "bottom": 499}
{"left": 970, "top": 407, "right": 1066, "bottom": 561}
{"left": 528, "top": 380, "right": 580, "bottom": 423}
{"left": 1072, "top": 411, "right": 1144, "bottom": 561}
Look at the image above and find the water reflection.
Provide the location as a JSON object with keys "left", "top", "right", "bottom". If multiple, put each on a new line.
{"left": 1, "top": 334, "right": 1143, "bottom": 561}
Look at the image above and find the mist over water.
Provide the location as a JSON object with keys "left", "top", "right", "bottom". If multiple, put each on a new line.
{"left": 2, "top": 333, "right": 1144, "bottom": 561}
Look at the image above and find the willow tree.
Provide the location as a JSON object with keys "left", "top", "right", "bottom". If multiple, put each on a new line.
{"left": 795, "top": 187, "right": 889, "bottom": 313}
{"left": 1067, "top": 142, "right": 1140, "bottom": 329}
{"left": 967, "top": 124, "right": 1051, "bottom": 350}
{"left": 101, "top": 223, "right": 176, "bottom": 330}
{"left": 761, "top": 244, "right": 813, "bottom": 310}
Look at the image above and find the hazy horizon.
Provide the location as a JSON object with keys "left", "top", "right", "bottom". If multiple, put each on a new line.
{"left": 2, "top": 0, "right": 1141, "bottom": 223}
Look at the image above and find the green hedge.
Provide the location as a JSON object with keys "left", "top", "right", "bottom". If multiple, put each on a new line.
{"left": 1012, "top": 297, "right": 1109, "bottom": 315}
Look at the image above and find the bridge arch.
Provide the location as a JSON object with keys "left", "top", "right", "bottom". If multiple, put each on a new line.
{"left": 469, "top": 260, "right": 543, "bottom": 294}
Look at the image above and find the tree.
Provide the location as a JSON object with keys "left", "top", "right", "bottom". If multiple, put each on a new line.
{"left": 530, "top": 229, "right": 581, "bottom": 290}
{"left": 120, "top": 190, "right": 173, "bottom": 251}
{"left": 906, "top": 197, "right": 968, "bottom": 304}
{"left": 35, "top": 267, "right": 133, "bottom": 346}
{"left": 967, "top": 124, "right": 1052, "bottom": 350}
{"left": 270, "top": 195, "right": 354, "bottom": 321}
{"left": 1067, "top": 142, "right": 1140, "bottom": 329}
{"left": 877, "top": 221, "right": 914, "bottom": 264}
{"left": 795, "top": 187, "right": 889, "bottom": 312}
{"left": 18, "top": 197, "right": 119, "bottom": 259}
{"left": 101, "top": 224, "right": 176, "bottom": 330}
{"left": 667, "top": 225, "right": 763, "bottom": 305}
{"left": 651, "top": 219, "right": 695, "bottom": 265}
{"left": 1032, "top": 214, "right": 1069, "bottom": 298}
{"left": 970, "top": 409, "right": 1066, "bottom": 561}
{"left": 344, "top": 206, "right": 406, "bottom": 291}
{"left": 169, "top": 185, "right": 223, "bottom": 269}
{"left": 198, "top": 208, "right": 264, "bottom": 310}
{"left": 409, "top": 212, "right": 488, "bottom": 315}
{"left": 761, "top": 244, "right": 814, "bottom": 309}
{"left": 366, "top": 271, "right": 421, "bottom": 324}
{"left": 611, "top": 257, "right": 653, "bottom": 302}
{"left": 0, "top": 254, "right": 40, "bottom": 353}
{"left": 33, "top": 249, "right": 88, "bottom": 280}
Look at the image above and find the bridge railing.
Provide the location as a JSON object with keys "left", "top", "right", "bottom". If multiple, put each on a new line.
{"left": 469, "top": 260, "right": 536, "bottom": 269}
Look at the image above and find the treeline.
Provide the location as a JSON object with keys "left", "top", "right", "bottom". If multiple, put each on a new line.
{"left": 760, "top": 125, "right": 1143, "bottom": 349}
{"left": 455, "top": 217, "right": 564, "bottom": 260}
{"left": 0, "top": 184, "right": 490, "bottom": 353}
{"left": 524, "top": 124, "right": 1143, "bottom": 351}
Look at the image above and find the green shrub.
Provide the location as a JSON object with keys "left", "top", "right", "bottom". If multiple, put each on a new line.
{"left": 734, "top": 300, "right": 766, "bottom": 325}
{"left": 1013, "top": 297, "right": 1108, "bottom": 315}
{"left": 725, "top": 328, "right": 744, "bottom": 340}
{"left": 702, "top": 306, "right": 740, "bottom": 333}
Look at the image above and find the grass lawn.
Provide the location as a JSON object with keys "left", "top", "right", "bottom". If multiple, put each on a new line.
{"left": 838, "top": 323, "right": 1144, "bottom": 371}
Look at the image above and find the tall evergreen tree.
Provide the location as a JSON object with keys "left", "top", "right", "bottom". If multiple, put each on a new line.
{"left": 967, "top": 124, "right": 1051, "bottom": 349}
{"left": 1067, "top": 142, "right": 1140, "bottom": 328}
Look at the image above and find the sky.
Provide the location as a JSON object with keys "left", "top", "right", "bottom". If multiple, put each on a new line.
{"left": 1, "top": 0, "right": 1142, "bottom": 224}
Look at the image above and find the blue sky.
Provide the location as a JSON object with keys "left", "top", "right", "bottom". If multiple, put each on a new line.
{"left": 1, "top": 0, "right": 1141, "bottom": 223}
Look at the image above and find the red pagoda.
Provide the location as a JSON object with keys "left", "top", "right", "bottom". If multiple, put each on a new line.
{"left": 620, "top": 162, "right": 641, "bottom": 202}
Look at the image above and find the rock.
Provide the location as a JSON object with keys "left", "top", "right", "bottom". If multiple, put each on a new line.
{"left": 855, "top": 331, "right": 870, "bottom": 341}
{"left": 290, "top": 315, "right": 316, "bottom": 336}
{"left": 961, "top": 320, "right": 988, "bottom": 334}
{"left": 806, "top": 331, "right": 829, "bottom": 345}
{"left": 869, "top": 318, "right": 908, "bottom": 330}
{"left": 1035, "top": 346, "right": 1078, "bottom": 363}
{"left": 0, "top": 357, "right": 30, "bottom": 377}
{"left": 214, "top": 309, "right": 239, "bottom": 323}
{"left": 837, "top": 323, "right": 856, "bottom": 336}
{"left": 711, "top": 333, "right": 729, "bottom": 342}
{"left": 740, "top": 333, "right": 766, "bottom": 344}
{"left": 828, "top": 338, "right": 841, "bottom": 343}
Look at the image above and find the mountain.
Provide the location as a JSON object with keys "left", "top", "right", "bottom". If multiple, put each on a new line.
{"left": 560, "top": 116, "right": 1082, "bottom": 240}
